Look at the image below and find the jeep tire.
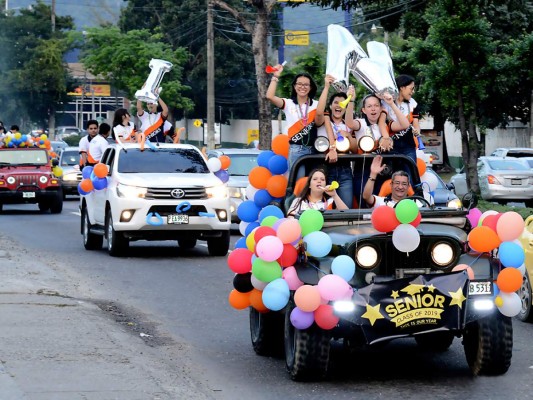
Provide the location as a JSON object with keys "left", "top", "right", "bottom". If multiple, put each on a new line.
{"left": 207, "top": 230, "right": 230, "bottom": 256}
{"left": 415, "top": 331, "right": 455, "bottom": 352}
{"left": 250, "top": 307, "right": 284, "bottom": 357}
{"left": 463, "top": 314, "right": 513, "bottom": 375}
{"left": 284, "top": 300, "right": 330, "bottom": 381}
{"left": 82, "top": 208, "right": 103, "bottom": 250}
{"left": 517, "top": 270, "right": 533, "bottom": 322}
{"left": 106, "top": 212, "right": 129, "bottom": 257}
{"left": 38, "top": 202, "right": 50, "bottom": 212}
{"left": 50, "top": 190, "right": 63, "bottom": 214}
{"left": 178, "top": 238, "right": 197, "bottom": 249}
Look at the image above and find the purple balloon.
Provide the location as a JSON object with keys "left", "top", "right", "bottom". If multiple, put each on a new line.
{"left": 272, "top": 217, "right": 287, "bottom": 232}
{"left": 290, "top": 307, "right": 314, "bottom": 330}
{"left": 467, "top": 208, "right": 482, "bottom": 227}
{"left": 214, "top": 169, "right": 229, "bottom": 183}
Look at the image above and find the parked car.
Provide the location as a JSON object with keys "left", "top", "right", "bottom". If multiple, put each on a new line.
{"left": 517, "top": 215, "right": 533, "bottom": 322}
{"left": 55, "top": 126, "right": 81, "bottom": 140}
{"left": 490, "top": 147, "right": 533, "bottom": 158}
{"left": 59, "top": 146, "right": 81, "bottom": 197}
{"left": 207, "top": 148, "right": 260, "bottom": 223}
{"left": 450, "top": 157, "right": 533, "bottom": 207}
{"left": 50, "top": 140, "right": 68, "bottom": 155}
{"left": 424, "top": 168, "right": 462, "bottom": 208}
{"left": 425, "top": 138, "right": 441, "bottom": 146}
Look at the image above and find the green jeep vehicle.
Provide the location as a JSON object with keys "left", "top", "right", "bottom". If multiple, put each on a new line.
{"left": 249, "top": 153, "right": 512, "bottom": 381}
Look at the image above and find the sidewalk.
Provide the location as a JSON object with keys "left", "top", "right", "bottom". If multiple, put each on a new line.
{"left": 0, "top": 237, "right": 212, "bottom": 400}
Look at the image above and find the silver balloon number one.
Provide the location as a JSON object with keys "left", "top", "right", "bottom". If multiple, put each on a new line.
{"left": 135, "top": 59, "right": 173, "bottom": 104}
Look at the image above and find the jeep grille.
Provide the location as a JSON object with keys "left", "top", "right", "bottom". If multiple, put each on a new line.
{"left": 145, "top": 187, "right": 207, "bottom": 200}
{"left": 12, "top": 174, "right": 42, "bottom": 186}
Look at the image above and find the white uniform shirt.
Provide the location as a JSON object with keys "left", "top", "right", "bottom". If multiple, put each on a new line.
{"left": 88, "top": 135, "right": 110, "bottom": 163}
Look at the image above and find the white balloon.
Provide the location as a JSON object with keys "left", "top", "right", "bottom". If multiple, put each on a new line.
{"left": 245, "top": 184, "right": 259, "bottom": 201}
{"left": 392, "top": 223, "right": 420, "bottom": 253}
{"left": 497, "top": 292, "right": 521, "bottom": 317}
{"left": 251, "top": 274, "right": 268, "bottom": 290}
{"left": 207, "top": 157, "right": 222, "bottom": 172}
{"left": 239, "top": 221, "right": 250, "bottom": 237}
{"left": 420, "top": 171, "right": 438, "bottom": 192}
{"left": 517, "top": 264, "right": 526, "bottom": 276}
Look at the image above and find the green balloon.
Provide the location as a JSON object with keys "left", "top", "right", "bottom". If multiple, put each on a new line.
{"left": 252, "top": 258, "right": 282, "bottom": 282}
{"left": 261, "top": 215, "right": 278, "bottom": 227}
{"left": 395, "top": 199, "right": 418, "bottom": 224}
{"left": 299, "top": 209, "right": 324, "bottom": 236}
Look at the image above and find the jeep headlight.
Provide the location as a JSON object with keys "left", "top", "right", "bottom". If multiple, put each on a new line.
{"left": 355, "top": 245, "right": 379, "bottom": 269}
{"left": 116, "top": 183, "right": 147, "bottom": 198}
{"left": 228, "top": 187, "right": 244, "bottom": 199}
{"left": 6, "top": 176, "right": 15, "bottom": 184}
{"left": 206, "top": 185, "right": 228, "bottom": 199}
{"left": 446, "top": 198, "right": 462, "bottom": 209}
{"left": 431, "top": 242, "right": 454, "bottom": 266}
{"left": 39, "top": 175, "right": 48, "bottom": 184}
{"left": 63, "top": 172, "right": 78, "bottom": 182}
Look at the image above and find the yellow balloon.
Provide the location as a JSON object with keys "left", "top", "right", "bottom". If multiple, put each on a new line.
{"left": 53, "top": 166, "right": 63, "bottom": 177}
{"left": 14, "top": 132, "right": 21, "bottom": 139}
{"left": 246, "top": 231, "right": 256, "bottom": 252}
{"left": 494, "top": 295, "right": 503, "bottom": 308}
{"left": 40, "top": 134, "right": 47, "bottom": 141}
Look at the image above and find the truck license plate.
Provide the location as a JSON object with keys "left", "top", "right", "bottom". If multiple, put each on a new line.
{"left": 23, "top": 192, "right": 36, "bottom": 198}
{"left": 167, "top": 214, "right": 189, "bottom": 224}
{"left": 469, "top": 281, "right": 492, "bottom": 296}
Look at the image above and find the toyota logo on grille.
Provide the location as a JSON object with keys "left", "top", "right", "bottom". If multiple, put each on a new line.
{"left": 170, "top": 188, "right": 185, "bottom": 199}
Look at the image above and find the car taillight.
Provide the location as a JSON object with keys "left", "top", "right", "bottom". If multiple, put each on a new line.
{"left": 487, "top": 175, "right": 501, "bottom": 185}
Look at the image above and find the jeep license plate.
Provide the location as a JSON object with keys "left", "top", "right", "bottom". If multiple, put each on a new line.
{"left": 22, "top": 192, "right": 36, "bottom": 198}
{"left": 469, "top": 281, "right": 492, "bottom": 296}
{"left": 167, "top": 214, "right": 189, "bottom": 224}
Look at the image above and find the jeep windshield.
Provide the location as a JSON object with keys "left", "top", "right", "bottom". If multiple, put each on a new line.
{"left": 117, "top": 148, "right": 209, "bottom": 174}
{"left": 0, "top": 149, "right": 49, "bottom": 166}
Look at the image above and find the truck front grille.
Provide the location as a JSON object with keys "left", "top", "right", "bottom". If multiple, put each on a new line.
{"left": 145, "top": 187, "right": 207, "bottom": 200}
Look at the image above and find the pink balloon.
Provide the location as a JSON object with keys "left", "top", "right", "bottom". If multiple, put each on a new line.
{"left": 317, "top": 274, "right": 351, "bottom": 302}
{"left": 294, "top": 285, "right": 321, "bottom": 312}
{"left": 276, "top": 219, "right": 302, "bottom": 244}
{"left": 256, "top": 235, "right": 284, "bottom": 262}
{"left": 496, "top": 211, "right": 525, "bottom": 242}
{"left": 452, "top": 263, "right": 475, "bottom": 280}
{"left": 282, "top": 266, "right": 304, "bottom": 290}
{"left": 466, "top": 208, "right": 482, "bottom": 227}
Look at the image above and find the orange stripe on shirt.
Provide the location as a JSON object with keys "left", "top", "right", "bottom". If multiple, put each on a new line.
{"left": 143, "top": 115, "right": 164, "bottom": 137}
{"left": 287, "top": 109, "right": 316, "bottom": 138}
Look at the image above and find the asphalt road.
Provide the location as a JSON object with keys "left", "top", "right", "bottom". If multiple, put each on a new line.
{"left": 1, "top": 199, "right": 533, "bottom": 399}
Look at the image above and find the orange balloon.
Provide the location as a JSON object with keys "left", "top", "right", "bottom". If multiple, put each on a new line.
{"left": 79, "top": 178, "right": 94, "bottom": 193}
{"left": 294, "top": 285, "right": 321, "bottom": 312}
{"left": 228, "top": 289, "right": 250, "bottom": 310}
{"left": 266, "top": 175, "right": 288, "bottom": 198}
{"left": 249, "top": 288, "right": 269, "bottom": 312}
{"left": 497, "top": 268, "right": 522, "bottom": 293}
{"left": 294, "top": 176, "right": 307, "bottom": 197}
{"left": 417, "top": 158, "right": 427, "bottom": 176}
{"left": 219, "top": 155, "right": 231, "bottom": 170}
{"left": 272, "top": 134, "right": 289, "bottom": 158}
{"left": 249, "top": 166, "right": 272, "bottom": 190}
{"left": 468, "top": 226, "right": 501, "bottom": 253}
{"left": 93, "top": 163, "right": 108, "bottom": 178}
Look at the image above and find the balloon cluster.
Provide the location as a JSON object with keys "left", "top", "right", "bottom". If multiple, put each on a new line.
{"left": 1, "top": 133, "right": 51, "bottom": 150}
{"left": 228, "top": 207, "right": 356, "bottom": 330}
{"left": 465, "top": 209, "right": 526, "bottom": 317}
{"left": 78, "top": 163, "right": 108, "bottom": 195}
{"left": 207, "top": 154, "right": 231, "bottom": 183}
{"left": 371, "top": 199, "right": 422, "bottom": 253}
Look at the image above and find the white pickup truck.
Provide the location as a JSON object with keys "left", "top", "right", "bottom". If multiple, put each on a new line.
{"left": 80, "top": 143, "right": 231, "bottom": 256}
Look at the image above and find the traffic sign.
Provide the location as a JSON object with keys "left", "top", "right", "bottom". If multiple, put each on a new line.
{"left": 194, "top": 119, "right": 202, "bottom": 127}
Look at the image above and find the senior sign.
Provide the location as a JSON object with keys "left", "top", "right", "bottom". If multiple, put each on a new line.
{"left": 348, "top": 272, "right": 469, "bottom": 344}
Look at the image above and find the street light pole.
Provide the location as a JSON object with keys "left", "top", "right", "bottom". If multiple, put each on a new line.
{"left": 206, "top": 0, "right": 215, "bottom": 150}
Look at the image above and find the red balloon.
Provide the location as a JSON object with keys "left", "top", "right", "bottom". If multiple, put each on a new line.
{"left": 410, "top": 211, "right": 422, "bottom": 227}
{"left": 254, "top": 226, "right": 277, "bottom": 243}
{"left": 371, "top": 205, "right": 400, "bottom": 232}
{"left": 314, "top": 304, "right": 339, "bottom": 330}
{"left": 482, "top": 213, "right": 501, "bottom": 232}
{"left": 278, "top": 244, "right": 298, "bottom": 267}
{"left": 227, "top": 248, "right": 253, "bottom": 274}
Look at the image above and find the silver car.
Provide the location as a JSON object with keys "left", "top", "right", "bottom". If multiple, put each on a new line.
{"left": 59, "top": 146, "right": 82, "bottom": 196}
{"left": 207, "top": 148, "right": 260, "bottom": 222}
{"left": 490, "top": 147, "right": 533, "bottom": 158}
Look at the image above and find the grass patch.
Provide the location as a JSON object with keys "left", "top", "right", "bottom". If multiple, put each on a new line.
{"left": 477, "top": 200, "right": 533, "bottom": 219}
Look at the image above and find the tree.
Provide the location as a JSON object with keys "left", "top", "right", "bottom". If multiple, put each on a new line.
{"left": 79, "top": 27, "right": 193, "bottom": 111}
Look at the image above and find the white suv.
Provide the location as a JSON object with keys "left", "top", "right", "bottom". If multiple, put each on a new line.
{"left": 80, "top": 143, "right": 231, "bottom": 256}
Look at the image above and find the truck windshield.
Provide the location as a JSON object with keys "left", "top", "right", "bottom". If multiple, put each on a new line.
{"left": 0, "top": 149, "right": 49, "bottom": 166}
{"left": 117, "top": 148, "right": 209, "bottom": 174}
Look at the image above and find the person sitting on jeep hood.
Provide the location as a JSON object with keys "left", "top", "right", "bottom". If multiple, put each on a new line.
{"left": 363, "top": 155, "right": 413, "bottom": 208}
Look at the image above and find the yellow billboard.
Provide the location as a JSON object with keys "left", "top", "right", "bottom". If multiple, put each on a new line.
{"left": 284, "top": 30, "right": 309, "bottom": 46}
{"left": 247, "top": 129, "right": 259, "bottom": 144}
{"left": 68, "top": 84, "right": 111, "bottom": 97}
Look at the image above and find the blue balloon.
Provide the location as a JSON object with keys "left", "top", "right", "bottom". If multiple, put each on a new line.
{"left": 92, "top": 177, "right": 108, "bottom": 190}
{"left": 235, "top": 237, "right": 247, "bottom": 249}
{"left": 303, "top": 231, "right": 332, "bottom": 258}
{"left": 82, "top": 166, "right": 94, "bottom": 179}
{"left": 244, "top": 221, "right": 260, "bottom": 237}
{"left": 214, "top": 169, "right": 229, "bottom": 183}
{"left": 237, "top": 200, "right": 261, "bottom": 223}
{"left": 499, "top": 241, "right": 525, "bottom": 268}
{"left": 268, "top": 155, "right": 288, "bottom": 175}
{"left": 331, "top": 255, "right": 356, "bottom": 282}
{"left": 254, "top": 189, "right": 274, "bottom": 208}
{"left": 262, "top": 278, "right": 290, "bottom": 311}
{"left": 257, "top": 150, "right": 275, "bottom": 168}
{"left": 258, "top": 205, "right": 284, "bottom": 222}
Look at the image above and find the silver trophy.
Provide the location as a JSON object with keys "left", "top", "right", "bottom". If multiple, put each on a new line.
{"left": 135, "top": 59, "right": 173, "bottom": 104}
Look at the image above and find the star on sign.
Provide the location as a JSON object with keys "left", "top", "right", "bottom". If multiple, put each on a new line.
{"left": 427, "top": 284, "right": 436, "bottom": 293}
{"left": 448, "top": 287, "right": 466, "bottom": 308}
{"left": 361, "top": 303, "right": 385, "bottom": 326}
{"left": 391, "top": 290, "right": 399, "bottom": 299}
{"left": 401, "top": 284, "right": 425, "bottom": 296}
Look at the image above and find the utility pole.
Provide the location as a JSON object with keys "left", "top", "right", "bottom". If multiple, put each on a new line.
{"left": 51, "top": 0, "right": 56, "bottom": 32}
{"left": 206, "top": 0, "right": 215, "bottom": 150}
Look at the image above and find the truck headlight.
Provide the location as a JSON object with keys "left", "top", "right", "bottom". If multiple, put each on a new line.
{"left": 355, "top": 245, "right": 379, "bottom": 269}
{"left": 63, "top": 172, "right": 78, "bottom": 182}
{"left": 431, "top": 242, "right": 454, "bottom": 266}
{"left": 446, "top": 198, "right": 462, "bottom": 209}
{"left": 228, "top": 187, "right": 244, "bottom": 199}
{"left": 206, "top": 185, "right": 228, "bottom": 199}
{"left": 116, "top": 183, "right": 147, "bottom": 198}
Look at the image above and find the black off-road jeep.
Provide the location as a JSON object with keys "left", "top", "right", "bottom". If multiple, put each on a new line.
{"left": 250, "top": 153, "right": 512, "bottom": 381}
